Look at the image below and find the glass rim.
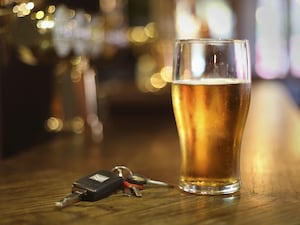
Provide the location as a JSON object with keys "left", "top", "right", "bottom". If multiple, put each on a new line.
{"left": 175, "top": 38, "right": 249, "bottom": 44}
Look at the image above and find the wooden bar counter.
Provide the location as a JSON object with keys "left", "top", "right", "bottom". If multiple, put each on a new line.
{"left": 1, "top": 81, "right": 300, "bottom": 225}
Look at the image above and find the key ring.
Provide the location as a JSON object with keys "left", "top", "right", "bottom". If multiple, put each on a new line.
{"left": 111, "top": 166, "right": 133, "bottom": 178}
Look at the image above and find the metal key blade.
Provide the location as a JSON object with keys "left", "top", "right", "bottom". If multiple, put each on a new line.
{"left": 55, "top": 190, "right": 86, "bottom": 209}
{"left": 130, "top": 186, "right": 143, "bottom": 197}
{"left": 127, "top": 174, "right": 174, "bottom": 188}
{"left": 146, "top": 179, "right": 174, "bottom": 187}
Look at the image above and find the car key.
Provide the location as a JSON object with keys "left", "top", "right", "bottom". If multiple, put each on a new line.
{"left": 126, "top": 173, "right": 174, "bottom": 188}
{"left": 55, "top": 170, "right": 124, "bottom": 209}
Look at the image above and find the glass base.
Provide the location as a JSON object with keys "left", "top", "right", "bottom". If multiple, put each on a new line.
{"left": 179, "top": 180, "right": 241, "bottom": 195}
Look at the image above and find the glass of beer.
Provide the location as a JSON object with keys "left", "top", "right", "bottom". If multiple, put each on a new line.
{"left": 171, "top": 39, "right": 251, "bottom": 195}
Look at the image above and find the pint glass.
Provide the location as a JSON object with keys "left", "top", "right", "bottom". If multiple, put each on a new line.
{"left": 172, "top": 39, "right": 251, "bottom": 195}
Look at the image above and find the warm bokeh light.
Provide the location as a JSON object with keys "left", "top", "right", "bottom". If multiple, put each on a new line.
{"left": 37, "top": 19, "right": 54, "bottom": 29}
{"left": 129, "top": 26, "right": 148, "bottom": 43}
{"left": 46, "top": 115, "right": 86, "bottom": 135}
{"left": 48, "top": 5, "right": 56, "bottom": 14}
{"left": 72, "top": 117, "right": 85, "bottom": 134}
{"left": 160, "top": 66, "right": 172, "bottom": 82}
{"left": 128, "top": 23, "right": 157, "bottom": 45}
{"left": 35, "top": 10, "right": 45, "bottom": 19}
{"left": 13, "top": 2, "right": 35, "bottom": 17}
{"left": 46, "top": 117, "right": 63, "bottom": 132}
{"left": 144, "top": 22, "right": 157, "bottom": 39}
{"left": 150, "top": 73, "right": 167, "bottom": 89}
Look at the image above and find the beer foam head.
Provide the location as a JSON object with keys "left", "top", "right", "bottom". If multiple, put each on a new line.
{"left": 173, "top": 78, "right": 250, "bottom": 85}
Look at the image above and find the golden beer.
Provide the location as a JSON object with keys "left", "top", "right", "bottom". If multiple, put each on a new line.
{"left": 172, "top": 78, "right": 251, "bottom": 194}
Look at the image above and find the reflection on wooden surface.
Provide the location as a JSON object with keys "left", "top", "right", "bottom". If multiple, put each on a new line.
{"left": 242, "top": 81, "right": 300, "bottom": 197}
{"left": 0, "top": 81, "right": 300, "bottom": 225}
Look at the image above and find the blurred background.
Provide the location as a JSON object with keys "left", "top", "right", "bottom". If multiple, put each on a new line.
{"left": 1, "top": 0, "right": 299, "bottom": 157}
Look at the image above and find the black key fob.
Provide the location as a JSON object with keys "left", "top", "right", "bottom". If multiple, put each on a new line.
{"left": 72, "top": 170, "right": 124, "bottom": 201}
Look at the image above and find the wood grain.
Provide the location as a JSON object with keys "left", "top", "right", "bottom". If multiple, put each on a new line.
{"left": 1, "top": 81, "right": 300, "bottom": 225}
